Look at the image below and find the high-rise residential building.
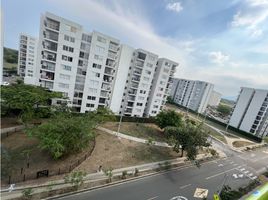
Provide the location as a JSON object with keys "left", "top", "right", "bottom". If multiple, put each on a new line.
{"left": 26, "top": 12, "right": 178, "bottom": 116}
{"left": 208, "top": 90, "right": 222, "bottom": 107}
{"left": 228, "top": 87, "right": 268, "bottom": 138}
{"left": 145, "top": 58, "right": 177, "bottom": 117}
{"left": 170, "top": 78, "right": 214, "bottom": 113}
{"left": 18, "top": 34, "right": 38, "bottom": 85}
{"left": 0, "top": 9, "right": 3, "bottom": 84}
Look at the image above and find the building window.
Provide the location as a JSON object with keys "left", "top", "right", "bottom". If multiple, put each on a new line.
{"left": 146, "top": 63, "right": 153, "bottom": 68}
{"left": 95, "top": 45, "right": 105, "bottom": 53}
{"left": 62, "top": 55, "right": 73, "bottom": 62}
{"left": 89, "top": 80, "right": 99, "bottom": 87}
{"left": 60, "top": 73, "right": 71, "bottom": 80}
{"left": 87, "top": 96, "right": 96, "bottom": 100}
{"left": 137, "top": 103, "right": 143, "bottom": 106}
{"left": 86, "top": 103, "right": 95, "bottom": 108}
{"left": 94, "top": 54, "right": 103, "bottom": 61}
{"left": 97, "top": 36, "right": 106, "bottom": 43}
{"left": 95, "top": 72, "right": 100, "bottom": 77}
{"left": 89, "top": 88, "right": 98, "bottom": 94}
{"left": 92, "top": 63, "right": 102, "bottom": 69}
{"left": 58, "top": 83, "right": 69, "bottom": 89}
{"left": 63, "top": 45, "right": 74, "bottom": 52}
{"left": 62, "top": 64, "right": 72, "bottom": 71}
{"left": 64, "top": 35, "right": 75, "bottom": 43}
{"left": 145, "top": 70, "right": 151, "bottom": 75}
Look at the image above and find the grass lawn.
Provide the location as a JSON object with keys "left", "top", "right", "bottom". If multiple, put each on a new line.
{"left": 102, "top": 122, "right": 168, "bottom": 142}
{"left": 202, "top": 124, "right": 227, "bottom": 144}
{"left": 75, "top": 130, "right": 181, "bottom": 174}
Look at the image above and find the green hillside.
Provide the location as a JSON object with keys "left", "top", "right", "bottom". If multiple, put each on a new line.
{"left": 3, "top": 47, "right": 18, "bottom": 70}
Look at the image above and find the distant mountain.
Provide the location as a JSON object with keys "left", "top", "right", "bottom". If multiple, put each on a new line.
{"left": 220, "top": 98, "right": 235, "bottom": 107}
{"left": 3, "top": 47, "right": 18, "bottom": 71}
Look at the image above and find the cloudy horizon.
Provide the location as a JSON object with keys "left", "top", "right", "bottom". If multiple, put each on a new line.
{"left": 2, "top": 0, "right": 268, "bottom": 99}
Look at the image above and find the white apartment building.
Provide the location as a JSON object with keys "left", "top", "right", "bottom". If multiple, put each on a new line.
{"left": 0, "top": 9, "right": 3, "bottom": 84}
{"left": 110, "top": 47, "right": 178, "bottom": 117}
{"left": 171, "top": 78, "right": 214, "bottom": 113}
{"left": 18, "top": 34, "right": 38, "bottom": 85}
{"left": 228, "top": 87, "right": 268, "bottom": 138}
{"left": 208, "top": 90, "right": 222, "bottom": 107}
{"left": 145, "top": 58, "right": 177, "bottom": 117}
{"left": 26, "top": 12, "right": 178, "bottom": 116}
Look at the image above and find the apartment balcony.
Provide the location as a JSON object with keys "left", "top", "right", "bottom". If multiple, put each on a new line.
{"left": 131, "top": 77, "right": 140, "bottom": 82}
{"left": 104, "top": 68, "right": 114, "bottom": 76}
{"left": 108, "top": 52, "right": 117, "bottom": 60}
{"left": 101, "top": 83, "right": 111, "bottom": 91}
{"left": 99, "top": 98, "right": 106, "bottom": 104}
{"left": 106, "top": 59, "right": 116, "bottom": 68}
{"left": 133, "top": 69, "right": 142, "bottom": 75}
{"left": 40, "top": 71, "right": 54, "bottom": 81}
{"left": 128, "top": 89, "right": 137, "bottom": 96}
{"left": 42, "top": 41, "right": 58, "bottom": 52}
{"left": 44, "top": 18, "right": 60, "bottom": 31}
{"left": 43, "top": 30, "right": 59, "bottom": 41}
{"left": 100, "top": 91, "right": 109, "bottom": 98}
{"left": 108, "top": 43, "right": 119, "bottom": 52}
{"left": 20, "top": 44, "right": 27, "bottom": 49}
{"left": 41, "top": 61, "right": 55, "bottom": 71}
{"left": 130, "top": 83, "right": 139, "bottom": 89}
{"left": 42, "top": 52, "right": 56, "bottom": 62}
{"left": 125, "top": 108, "right": 133, "bottom": 114}
{"left": 103, "top": 75, "right": 113, "bottom": 83}
{"left": 40, "top": 80, "right": 53, "bottom": 90}
{"left": 127, "top": 96, "right": 136, "bottom": 102}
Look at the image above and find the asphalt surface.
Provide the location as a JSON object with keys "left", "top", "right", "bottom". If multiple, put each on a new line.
{"left": 53, "top": 139, "right": 268, "bottom": 200}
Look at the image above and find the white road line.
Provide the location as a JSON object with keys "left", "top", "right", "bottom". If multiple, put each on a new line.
{"left": 244, "top": 171, "right": 249, "bottom": 174}
{"left": 248, "top": 173, "right": 253, "bottom": 176}
{"left": 180, "top": 184, "right": 192, "bottom": 189}
{"left": 147, "top": 196, "right": 158, "bottom": 200}
{"left": 233, "top": 163, "right": 238, "bottom": 166}
{"left": 251, "top": 176, "right": 257, "bottom": 180}
{"left": 240, "top": 168, "right": 245, "bottom": 171}
{"left": 206, "top": 167, "right": 241, "bottom": 180}
{"left": 237, "top": 165, "right": 242, "bottom": 169}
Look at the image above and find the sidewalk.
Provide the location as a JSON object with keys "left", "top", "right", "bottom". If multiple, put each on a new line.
{"left": 98, "top": 126, "right": 172, "bottom": 148}
{"left": 1, "top": 154, "right": 215, "bottom": 200}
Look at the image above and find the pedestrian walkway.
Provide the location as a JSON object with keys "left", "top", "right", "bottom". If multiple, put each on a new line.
{"left": 97, "top": 126, "right": 172, "bottom": 148}
{"left": 0, "top": 154, "right": 211, "bottom": 200}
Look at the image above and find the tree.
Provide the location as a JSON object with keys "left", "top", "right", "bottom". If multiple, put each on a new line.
{"left": 217, "top": 104, "right": 232, "bottom": 117}
{"left": 64, "top": 171, "right": 86, "bottom": 190}
{"left": 26, "top": 108, "right": 114, "bottom": 159}
{"left": 164, "top": 121, "right": 210, "bottom": 160}
{"left": 1, "top": 83, "right": 63, "bottom": 123}
{"left": 155, "top": 110, "right": 183, "bottom": 129}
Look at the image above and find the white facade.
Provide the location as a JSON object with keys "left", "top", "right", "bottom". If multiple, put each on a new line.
{"left": 0, "top": 9, "right": 3, "bottom": 84}
{"left": 208, "top": 90, "right": 222, "bottom": 107}
{"left": 18, "top": 34, "right": 38, "bottom": 85}
{"left": 25, "top": 12, "right": 179, "bottom": 116}
{"left": 228, "top": 87, "right": 268, "bottom": 138}
{"left": 171, "top": 78, "right": 214, "bottom": 113}
{"left": 145, "top": 58, "right": 177, "bottom": 117}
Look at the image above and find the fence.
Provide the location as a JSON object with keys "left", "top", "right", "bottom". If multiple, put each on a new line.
{"left": 1, "top": 125, "right": 24, "bottom": 139}
{"left": 167, "top": 102, "right": 263, "bottom": 143}
{"left": 2, "top": 140, "right": 96, "bottom": 185}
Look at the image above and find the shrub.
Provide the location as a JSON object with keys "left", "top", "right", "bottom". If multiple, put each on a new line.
{"left": 104, "top": 168, "right": 113, "bottom": 183}
{"left": 134, "top": 168, "right": 139, "bottom": 176}
{"left": 64, "top": 171, "right": 86, "bottom": 190}
{"left": 21, "top": 188, "right": 33, "bottom": 199}
{"left": 121, "top": 170, "right": 128, "bottom": 179}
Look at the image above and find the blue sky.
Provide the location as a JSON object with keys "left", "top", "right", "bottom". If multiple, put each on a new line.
{"left": 2, "top": 0, "right": 268, "bottom": 99}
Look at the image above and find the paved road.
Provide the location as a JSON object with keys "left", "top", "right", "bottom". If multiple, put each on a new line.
{"left": 53, "top": 143, "right": 268, "bottom": 200}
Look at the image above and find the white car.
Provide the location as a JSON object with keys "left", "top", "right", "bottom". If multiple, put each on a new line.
{"left": 2, "top": 82, "right": 10, "bottom": 86}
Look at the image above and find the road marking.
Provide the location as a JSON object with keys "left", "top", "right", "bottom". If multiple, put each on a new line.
{"left": 240, "top": 168, "right": 245, "bottom": 171}
{"left": 244, "top": 171, "right": 249, "bottom": 174}
{"left": 251, "top": 176, "right": 257, "bottom": 180}
{"left": 229, "top": 161, "right": 234, "bottom": 164}
{"left": 194, "top": 188, "right": 208, "bottom": 198}
{"left": 263, "top": 150, "right": 268, "bottom": 154}
{"left": 233, "top": 163, "right": 238, "bottom": 166}
{"left": 205, "top": 166, "right": 243, "bottom": 180}
{"left": 248, "top": 173, "right": 253, "bottom": 176}
{"left": 237, "top": 165, "right": 242, "bottom": 169}
{"left": 180, "top": 184, "right": 191, "bottom": 189}
{"left": 170, "top": 196, "right": 188, "bottom": 200}
{"left": 147, "top": 196, "right": 158, "bottom": 200}
{"left": 218, "top": 164, "right": 223, "bottom": 167}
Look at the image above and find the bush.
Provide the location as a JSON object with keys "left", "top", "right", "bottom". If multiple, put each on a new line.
{"left": 64, "top": 171, "right": 86, "bottom": 190}
{"left": 155, "top": 110, "right": 183, "bottom": 129}
{"left": 121, "top": 170, "right": 128, "bottom": 179}
{"left": 134, "top": 168, "right": 139, "bottom": 176}
{"left": 21, "top": 188, "right": 33, "bottom": 199}
{"left": 104, "top": 168, "right": 113, "bottom": 183}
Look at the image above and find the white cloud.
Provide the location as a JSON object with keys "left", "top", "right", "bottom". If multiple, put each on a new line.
{"left": 231, "top": 0, "right": 268, "bottom": 36}
{"left": 209, "top": 51, "right": 230, "bottom": 65}
{"left": 166, "top": 2, "right": 183, "bottom": 13}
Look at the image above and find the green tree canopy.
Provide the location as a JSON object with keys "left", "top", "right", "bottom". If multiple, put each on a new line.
{"left": 164, "top": 121, "right": 210, "bottom": 160}
{"left": 1, "top": 83, "right": 63, "bottom": 122}
{"left": 26, "top": 108, "right": 114, "bottom": 159}
{"left": 155, "top": 110, "right": 183, "bottom": 129}
{"left": 217, "top": 104, "right": 232, "bottom": 116}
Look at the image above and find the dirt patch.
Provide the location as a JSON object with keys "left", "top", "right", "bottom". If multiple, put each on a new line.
{"left": 232, "top": 141, "right": 254, "bottom": 148}
{"left": 102, "top": 122, "right": 167, "bottom": 142}
{"left": 1, "top": 118, "right": 21, "bottom": 129}
{"left": 75, "top": 130, "right": 179, "bottom": 173}
{"left": 1, "top": 131, "right": 95, "bottom": 185}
